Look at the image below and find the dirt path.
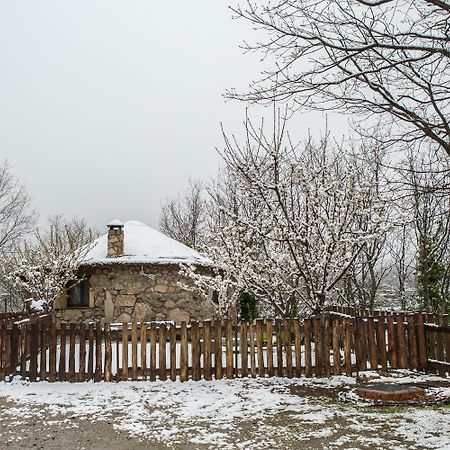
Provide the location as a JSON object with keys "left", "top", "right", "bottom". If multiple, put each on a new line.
{"left": 0, "top": 397, "right": 160, "bottom": 450}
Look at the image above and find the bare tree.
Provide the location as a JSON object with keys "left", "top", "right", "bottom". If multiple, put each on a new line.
{"left": 160, "top": 179, "right": 206, "bottom": 249}
{"left": 2, "top": 215, "right": 97, "bottom": 311}
{"left": 0, "top": 161, "right": 36, "bottom": 255}
{"left": 228, "top": 0, "right": 450, "bottom": 158}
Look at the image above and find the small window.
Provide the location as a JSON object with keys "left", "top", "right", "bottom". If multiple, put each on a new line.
{"left": 67, "top": 279, "right": 90, "bottom": 308}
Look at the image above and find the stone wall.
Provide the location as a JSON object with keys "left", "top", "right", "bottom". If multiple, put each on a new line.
{"left": 53, "top": 263, "right": 215, "bottom": 324}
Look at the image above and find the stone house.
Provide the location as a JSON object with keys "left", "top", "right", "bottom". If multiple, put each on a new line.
{"left": 53, "top": 220, "right": 215, "bottom": 323}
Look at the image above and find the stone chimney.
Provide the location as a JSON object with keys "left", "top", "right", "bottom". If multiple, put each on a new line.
{"left": 107, "top": 219, "right": 124, "bottom": 258}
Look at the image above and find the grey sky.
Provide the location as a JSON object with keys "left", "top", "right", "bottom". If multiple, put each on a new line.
{"left": 0, "top": 1, "right": 347, "bottom": 233}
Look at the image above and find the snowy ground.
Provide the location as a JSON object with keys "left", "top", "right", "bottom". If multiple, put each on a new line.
{"left": 0, "top": 371, "right": 449, "bottom": 450}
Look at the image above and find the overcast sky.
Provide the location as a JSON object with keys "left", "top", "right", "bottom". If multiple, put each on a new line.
{"left": 0, "top": 1, "right": 347, "bottom": 232}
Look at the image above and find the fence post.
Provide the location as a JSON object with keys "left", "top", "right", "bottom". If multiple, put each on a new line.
{"left": 240, "top": 321, "right": 248, "bottom": 378}
{"left": 304, "top": 319, "right": 312, "bottom": 377}
{"left": 225, "top": 319, "right": 234, "bottom": 379}
{"left": 49, "top": 322, "right": 57, "bottom": 382}
{"left": 293, "top": 319, "right": 302, "bottom": 377}
{"left": 159, "top": 323, "right": 167, "bottom": 381}
{"left": 169, "top": 323, "right": 177, "bottom": 382}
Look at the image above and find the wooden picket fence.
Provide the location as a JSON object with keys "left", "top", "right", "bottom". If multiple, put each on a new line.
{"left": 0, "top": 314, "right": 433, "bottom": 383}
{"left": 325, "top": 306, "right": 450, "bottom": 375}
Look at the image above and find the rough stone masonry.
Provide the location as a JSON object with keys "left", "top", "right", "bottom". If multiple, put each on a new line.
{"left": 53, "top": 264, "right": 215, "bottom": 323}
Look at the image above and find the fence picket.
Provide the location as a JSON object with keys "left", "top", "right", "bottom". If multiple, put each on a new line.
{"left": 376, "top": 318, "right": 387, "bottom": 371}
{"left": 78, "top": 323, "right": 86, "bottom": 382}
{"left": 304, "top": 319, "right": 312, "bottom": 377}
{"left": 367, "top": 318, "right": 378, "bottom": 370}
{"left": 105, "top": 323, "right": 112, "bottom": 382}
{"left": 69, "top": 324, "right": 76, "bottom": 383}
{"left": 180, "top": 322, "right": 188, "bottom": 382}
{"left": 275, "top": 319, "right": 283, "bottom": 377}
{"left": 132, "top": 322, "right": 138, "bottom": 381}
{"left": 249, "top": 322, "right": 256, "bottom": 378}
{"left": 122, "top": 322, "right": 128, "bottom": 381}
{"left": 40, "top": 322, "right": 47, "bottom": 381}
{"left": 343, "top": 319, "right": 352, "bottom": 376}
{"left": 170, "top": 323, "right": 177, "bottom": 382}
{"left": 141, "top": 324, "right": 147, "bottom": 380}
{"left": 150, "top": 323, "right": 157, "bottom": 381}
{"left": 59, "top": 323, "right": 66, "bottom": 381}
{"left": 284, "top": 319, "right": 293, "bottom": 378}
{"left": 214, "top": 320, "right": 222, "bottom": 380}
{"left": 159, "top": 323, "right": 167, "bottom": 381}
{"left": 323, "top": 318, "right": 331, "bottom": 377}
{"left": 293, "top": 319, "right": 302, "bottom": 377}
{"left": 240, "top": 322, "right": 248, "bottom": 378}
{"left": 256, "top": 319, "right": 265, "bottom": 377}
{"left": 87, "top": 323, "right": 94, "bottom": 381}
{"left": 332, "top": 319, "right": 341, "bottom": 376}
{"left": 225, "top": 320, "right": 234, "bottom": 379}
{"left": 266, "top": 320, "right": 274, "bottom": 377}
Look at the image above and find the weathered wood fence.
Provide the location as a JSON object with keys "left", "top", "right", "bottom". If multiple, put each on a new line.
{"left": 0, "top": 314, "right": 436, "bottom": 383}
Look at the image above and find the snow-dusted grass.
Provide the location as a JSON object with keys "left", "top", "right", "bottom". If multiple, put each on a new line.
{"left": 0, "top": 372, "right": 449, "bottom": 449}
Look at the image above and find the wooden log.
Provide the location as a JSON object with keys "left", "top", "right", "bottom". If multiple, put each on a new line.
{"left": 141, "top": 324, "right": 147, "bottom": 380}
{"left": 239, "top": 322, "right": 248, "bottom": 378}
{"left": 203, "top": 321, "right": 212, "bottom": 381}
{"left": 87, "top": 323, "right": 94, "bottom": 381}
{"left": 95, "top": 322, "right": 103, "bottom": 382}
{"left": 180, "top": 322, "right": 188, "bottom": 382}
{"left": 266, "top": 320, "right": 274, "bottom": 377}
{"left": 122, "top": 322, "right": 129, "bottom": 381}
{"left": 256, "top": 319, "right": 265, "bottom": 377}
{"left": 170, "top": 323, "right": 177, "bottom": 382}
{"left": 304, "top": 319, "right": 312, "bottom": 377}
{"left": 249, "top": 322, "right": 256, "bottom": 378}
{"left": 376, "top": 318, "right": 388, "bottom": 371}
{"left": 104, "top": 323, "right": 112, "bottom": 382}
{"left": 387, "top": 316, "right": 398, "bottom": 369}
{"left": 149, "top": 322, "right": 157, "bottom": 381}
{"left": 225, "top": 319, "right": 234, "bottom": 379}
{"left": 40, "top": 322, "right": 47, "bottom": 381}
{"left": 332, "top": 319, "right": 341, "bottom": 376}
{"left": 214, "top": 320, "right": 223, "bottom": 380}
{"left": 367, "top": 318, "right": 378, "bottom": 370}
{"left": 396, "top": 315, "right": 408, "bottom": 369}
{"left": 284, "top": 319, "right": 293, "bottom": 378}
{"left": 69, "top": 324, "right": 76, "bottom": 383}
{"left": 131, "top": 322, "right": 138, "bottom": 381}
{"left": 59, "top": 323, "right": 66, "bottom": 381}
{"left": 323, "top": 318, "right": 331, "bottom": 377}
{"left": 293, "top": 319, "right": 302, "bottom": 377}
{"left": 343, "top": 319, "right": 352, "bottom": 376}
{"left": 159, "top": 323, "right": 167, "bottom": 381}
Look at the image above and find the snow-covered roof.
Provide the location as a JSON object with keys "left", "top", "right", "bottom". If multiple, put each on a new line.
{"left": 82, "top": 220, "right": 211, "bottom": 266}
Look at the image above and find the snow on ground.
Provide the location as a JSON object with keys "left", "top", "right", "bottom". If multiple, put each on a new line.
{"left": 0, "top": 372, "right": 449, "bottom": 449}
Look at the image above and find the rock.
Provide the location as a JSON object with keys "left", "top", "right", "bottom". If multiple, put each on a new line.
{"left": 168, "top": 308, "right": 190, "bottom": 323}
{"left": 133, "top": 302, "right": 153, "bottom": 321}
{"left": 62, "top": 309, "right": 83, "bottom": 322}
{"left": 154, "top": 284, "right": 168, "bottom": 293}
{"left": 104, "top": 291, "right": 114, "bottom": 322}
{"left": 115, "top": 295, "right": 136, "bottom": 307}
{"left": 164, "top": 299, "right": 176, "bottom": 309}
{"left": 116, "top": 312, "right": 131, "bottom": 323}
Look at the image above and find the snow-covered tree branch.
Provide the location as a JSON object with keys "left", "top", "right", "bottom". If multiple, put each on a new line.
{"left": 182, "top": 111, "right": 395, "bottom": 317}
